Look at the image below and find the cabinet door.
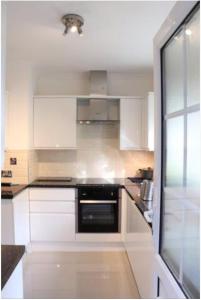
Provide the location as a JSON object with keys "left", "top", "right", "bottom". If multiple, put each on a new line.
{"left": 1, "top": 200, "right": 15, "bottom": 244}
{"left": 125, "top": 194, "right": 156, "bottom": 298}
{"left": 13, "top": 189, "right": 30, "bottom": 246}
{"left": 147, "top": 92, "right": 154, "bottom": 151}
{"left": 30, "top": 213, "right": 75, "bottom": 242}
{"left": 34, "top": 97, "right": 77, "bottom": 149}
{"left": 120, "top": 98, "right": 142, "bottom": 150}
{"left": 1, "top": 260, "right": 24, "bottom": 299}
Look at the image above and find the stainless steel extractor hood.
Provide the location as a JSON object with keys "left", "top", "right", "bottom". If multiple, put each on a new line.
{"left": 77, "top": 71, "right": 119, "bottom": 123}
{"left": 89, "top": 71, "right": 108, "bottom": 96}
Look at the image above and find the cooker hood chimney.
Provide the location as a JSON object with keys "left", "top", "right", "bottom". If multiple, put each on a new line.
{"left": 89, "top": 71, "right": 108, "bottom": 96}
{"left": 77, "top": 71, "right": 119, "bottom": 123}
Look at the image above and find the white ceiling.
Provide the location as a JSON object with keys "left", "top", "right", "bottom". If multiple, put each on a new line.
{"left": 6, "top": 1, "right": 175, "bottom": 71}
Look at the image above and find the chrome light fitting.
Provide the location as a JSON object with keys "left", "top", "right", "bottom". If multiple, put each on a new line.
{"left": 61, "top": 14, "right": 84, "bottom": 36}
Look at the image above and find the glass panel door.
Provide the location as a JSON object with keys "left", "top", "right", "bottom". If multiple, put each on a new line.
{"left": 161, "top": 5, "right": 200, "bottom": 299}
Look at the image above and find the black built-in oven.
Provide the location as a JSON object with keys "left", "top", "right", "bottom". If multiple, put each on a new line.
{"left": 78, "top": 186, "right": 119, "bottom": 233}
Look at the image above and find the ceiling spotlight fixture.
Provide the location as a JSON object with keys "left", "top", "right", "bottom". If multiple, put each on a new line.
{"left": 61, "top": 14, "right": 84, "bottom": 36}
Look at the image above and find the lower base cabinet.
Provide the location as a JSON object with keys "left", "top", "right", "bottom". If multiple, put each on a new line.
{"left": 124, "top": 193, "right": 157, "bottom": 298}
{"left": 1, "top": 260, "right": 23, "bottom": 299}
{"left": 29, "top": 188, "right": 76, "bottom": 242}
{"left": 30, "top": 213, "right": 75, "bottom": 242}
{"left": 1, "top": 189, "right": 30, "bottom": 246}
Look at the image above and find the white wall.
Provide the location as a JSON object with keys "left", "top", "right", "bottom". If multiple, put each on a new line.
{"left": 6, "top": 61, "right": 34, "bottom": 150}
{"left": 35, "top": 71, "right": 90, "bottom": 95}
{"left": 108, "top": 71, "right": 153, "bottom": 97}
{"left": 1, "top": 2, "right": 7, "bottom": 167}
{"left": 35, "top": 70, "right": 153, "bottom": 97}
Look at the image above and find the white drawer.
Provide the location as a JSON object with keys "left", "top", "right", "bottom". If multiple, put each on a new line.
{"left": 30, "top": 213, "right": 75, "bottom": 242}
{"left": 29, "top": 188, "right": 76, "bottom": 201}
{"left": 30, "top": 201, "right": 75, "bottom": 213}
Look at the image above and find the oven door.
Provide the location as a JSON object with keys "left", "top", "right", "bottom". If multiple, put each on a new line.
{"left": 78, "top": 200, "right": 118, "bottom": 233}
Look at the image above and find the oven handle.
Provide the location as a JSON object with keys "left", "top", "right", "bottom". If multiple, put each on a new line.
{"left": 80, "top": 200, "right": 117, "bottom": 204}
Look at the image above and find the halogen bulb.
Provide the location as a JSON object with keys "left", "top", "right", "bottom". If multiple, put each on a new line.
{"left": 185, "top": 29, "right": 192, "bottom": 36}
{"left": 70, "top": 25, "right": 77, "bottom": 33}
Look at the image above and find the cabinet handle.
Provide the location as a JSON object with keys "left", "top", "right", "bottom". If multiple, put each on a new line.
{"left": 80, "top": 200, "right": 117, "bottom": 204}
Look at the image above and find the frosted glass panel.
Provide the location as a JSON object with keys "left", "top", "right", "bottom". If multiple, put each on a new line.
{"left": 161, "top": 5, "right": 200, "bottom": 299}
{"left": 164, "top": 30, "right": 184, "bottom": 114}
{"left": 161, "top": 194, "right": 183, "bottom": 278}
{"left": 186, "top": 10, "right": 200, "bottom": 107}
{"left": 182, "top": 209, "right": 200, "bottom": 298}
{"left": 187, "top": 111, "right": 200, "bottom": 189}
{"left": 166, "top": 116, "right": 184, "bottom": 186}
{"left": 182, "top": 110, "right": 200, "bottom": 298}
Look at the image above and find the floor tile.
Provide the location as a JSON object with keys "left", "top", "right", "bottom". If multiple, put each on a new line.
{"left": 24, "top": 251, "right": 140, "bottom": 299}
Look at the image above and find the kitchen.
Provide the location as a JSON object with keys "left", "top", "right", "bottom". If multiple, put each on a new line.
{"left": 1, "top": 1, "right": 200, "bottom": 299}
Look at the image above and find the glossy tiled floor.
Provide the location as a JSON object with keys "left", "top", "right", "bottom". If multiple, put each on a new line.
{"left": 24, "top": 251, "right": 140, "bottom": 299}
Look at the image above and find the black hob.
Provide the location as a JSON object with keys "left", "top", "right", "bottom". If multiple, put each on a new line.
{"left": 76, "top": 178, "right": 125, "bottom": 187}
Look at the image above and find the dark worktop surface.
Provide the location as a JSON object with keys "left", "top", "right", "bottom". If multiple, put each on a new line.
{"left": 1, "top": 184, "right": 27, "bottom": 199}
{"left": 29, "top": 177, "right": 78, "bottom": 188}
{"left": 29, "top": 177, "right": 125, "bottom": 187}
{"left": 1, "top": 245, "right": 25, "bottom": 289}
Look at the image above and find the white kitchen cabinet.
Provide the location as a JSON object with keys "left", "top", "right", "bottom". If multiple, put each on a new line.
{"left": 1, "top": 260, "right": 24, "bottom": 299}
{"left": 1, "top": 189, "right": 30, "bottom": 246}
{"left": 30, "top": 213, "right": 75, "bottom": 242}
{"left": 34, "top": 97, "right": 77, "bottom": 149}
{"left": 121, "top": 189, "right": 127, "bottom": 241}
{"left": 147, "top": 92, "right": 154, "bottom": 151}
{"left": 124, "top": 192, "right": 156, "bottom": 298}
{"left": 29, "top": 188, "right": 76, "bottom": 242}
{"left": 29, "top": 187, "right": 75, "bottom": 201}
{"left": 120, "top": 98, "right": 143, "bottom": 150}
{"left": 30, "top": 201, "right": 75, "bottom": 213}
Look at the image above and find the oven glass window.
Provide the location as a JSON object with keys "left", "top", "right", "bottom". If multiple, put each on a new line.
{"left": 81, "top": 204, "right": 115, "bottom": 225}
{"left": 79, "top": 202, "right": 118, "bottom": 233}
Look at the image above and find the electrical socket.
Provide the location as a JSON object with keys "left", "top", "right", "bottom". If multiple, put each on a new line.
{"left": 1, "top": 170, "right": 13, "bottom": 178}
{"left": 10, "top": 158, "right": 17, "bottom": 165}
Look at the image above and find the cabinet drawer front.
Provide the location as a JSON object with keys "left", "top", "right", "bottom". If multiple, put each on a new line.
{"left": 30, "top": 213, "right": 75, "bottom": 242}
{"left": 29, "top": 188, "right": 76, "bottom": 201}
{"left": 30, "top": 201, "right": 75, "bottom": 213}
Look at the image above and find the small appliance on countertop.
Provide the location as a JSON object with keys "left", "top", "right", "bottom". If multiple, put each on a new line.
{"left": 140, "top": 180, "right": 154, "bottom": 201}
{"left": 125, "top": 170, "right": 154, "bottom": 224}
{"left": 136, "top": 167, "right": 153, "bottom": 180}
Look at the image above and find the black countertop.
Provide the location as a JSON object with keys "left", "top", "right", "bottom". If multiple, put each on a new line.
{"left": 76, "top": 178, "right": 125, "bottom": 187}
{"left": 29, "top": 177, "right": 125, "bottom": 188}
{"left": 29, "top": 177, "right": 77, "bottom": 188}
{"left": 1, "top": 184, "right": 27, "bottom": 199}
{"left": 1, "top": 245, "right": 25, "bottom": 289}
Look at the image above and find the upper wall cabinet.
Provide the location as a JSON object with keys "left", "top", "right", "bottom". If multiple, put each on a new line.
{"left": 147, "top": 92, "right": 154, "bottom": 151}
{"left": 34, "top": 97, "right": 77, "bottom": 149}
{"left": 120, "top": 98, "right": 145, "bottom": 150}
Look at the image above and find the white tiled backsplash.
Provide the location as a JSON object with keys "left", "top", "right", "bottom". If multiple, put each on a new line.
{"left": 3, "top": 124, "right": 154, "bottom": 183}
{"left": 2, "top": 150, "right": 38, "bottom": 184}
{"left": 37, "top": 124, "right": 154, "bottom": 179}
